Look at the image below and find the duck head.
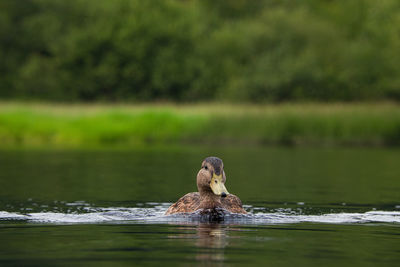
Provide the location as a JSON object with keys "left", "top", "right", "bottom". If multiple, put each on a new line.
{"left": 197, "top": 156, "right": 229, "bottom": 198}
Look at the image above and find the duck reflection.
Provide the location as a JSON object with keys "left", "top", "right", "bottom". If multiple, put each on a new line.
{"left": 196, "top": 223, "right": 228, "bottom": 248}
{"left": 168, "top": 222, "right": 233, "bottom": 265}
{"left": 194, "top": 223, "right": 228, "bottom": 264}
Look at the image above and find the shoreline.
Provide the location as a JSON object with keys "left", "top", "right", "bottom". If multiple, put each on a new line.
{"left": 0, "top": 102, "right": 399, "bottom": 148}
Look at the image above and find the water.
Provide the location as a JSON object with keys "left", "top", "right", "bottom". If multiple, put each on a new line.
{"left": 1, "top": 147, "right": 400, "bottom": 266}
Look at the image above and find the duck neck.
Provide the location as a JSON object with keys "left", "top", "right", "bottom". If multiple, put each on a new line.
{"left": 198, "top": 190, "right": 222, "bottom": 209}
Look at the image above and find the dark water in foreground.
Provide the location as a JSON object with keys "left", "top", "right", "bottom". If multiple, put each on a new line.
{"left": 1, "top": 147, "right": 400, "bottom": 266}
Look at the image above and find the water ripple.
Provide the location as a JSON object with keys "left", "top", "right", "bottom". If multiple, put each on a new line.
{"left": 1, "top": 203, "right": 400, "bottom": 224}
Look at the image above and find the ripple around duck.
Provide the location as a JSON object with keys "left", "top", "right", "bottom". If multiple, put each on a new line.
{"left": 1, "top": 202, "right": 400, "bottom": 224}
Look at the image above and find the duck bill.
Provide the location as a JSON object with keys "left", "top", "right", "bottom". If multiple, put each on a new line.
{"left": 210, "top": 173, "right": 229, "bottom": 196}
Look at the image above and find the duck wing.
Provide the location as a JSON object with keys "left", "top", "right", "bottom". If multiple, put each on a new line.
{"left": 165, "top": 192, "right": 200, "bottom": 215}
{"left": 221, "top": 194, "right": 247, "bottom": 214}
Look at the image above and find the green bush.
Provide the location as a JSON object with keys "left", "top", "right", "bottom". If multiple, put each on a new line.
{"left": 1, "top": 0, "right": 400, "bottom": 102}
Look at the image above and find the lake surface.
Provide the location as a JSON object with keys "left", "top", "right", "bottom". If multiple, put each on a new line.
{"left": 1, "top": 146, "right": 400, "bottom": 266}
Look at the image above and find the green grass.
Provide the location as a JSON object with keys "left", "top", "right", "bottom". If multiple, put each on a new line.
{"left": 0, "top": 102, "right": 400, "bottom": 148}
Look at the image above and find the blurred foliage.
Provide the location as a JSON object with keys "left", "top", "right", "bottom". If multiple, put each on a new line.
{"left": 1, "top": 0, "right": 400, "bottom": 102}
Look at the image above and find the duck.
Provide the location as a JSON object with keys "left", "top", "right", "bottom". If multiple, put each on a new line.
{"left": 165, "top": 156, "right": 247, "bottom": 216}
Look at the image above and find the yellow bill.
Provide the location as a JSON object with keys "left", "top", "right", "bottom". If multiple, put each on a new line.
{"left": 210, "top": 173, "right": 229, "bottom": 196}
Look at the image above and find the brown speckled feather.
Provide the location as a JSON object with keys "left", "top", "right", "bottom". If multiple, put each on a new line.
{"left": 165, "top": 192, "right": 200, "bottom": 214}
{"left": 165, "top": 193, "right": 246, "bottom": 215}
{"left": 222, "top": 194, "right": 246, "bottom": 214}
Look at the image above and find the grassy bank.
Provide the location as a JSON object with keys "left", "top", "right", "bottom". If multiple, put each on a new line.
{"left": 0, "top": 102, "right": 400, "bottom": 148}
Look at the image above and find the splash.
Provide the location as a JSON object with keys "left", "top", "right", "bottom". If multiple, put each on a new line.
{"left": 1, "top": 202, "right": 400, "bottom": 224}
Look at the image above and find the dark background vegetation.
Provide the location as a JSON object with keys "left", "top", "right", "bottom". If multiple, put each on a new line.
{"left": 1, "top": 0, "right": 400, "bottom": 103}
